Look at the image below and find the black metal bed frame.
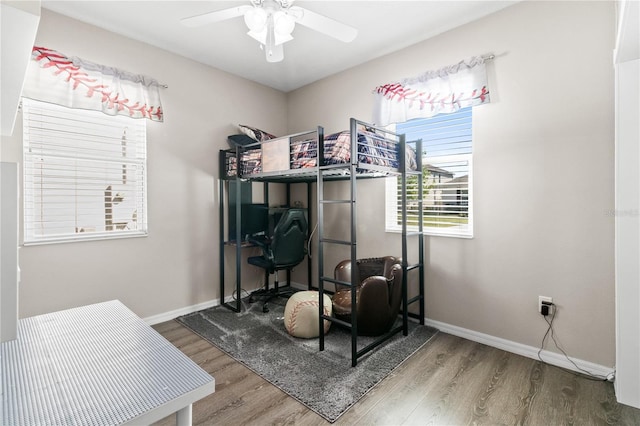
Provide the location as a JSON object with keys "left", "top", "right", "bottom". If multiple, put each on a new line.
{"left": 218, "top": 118, "right": 424, "bottom": 366}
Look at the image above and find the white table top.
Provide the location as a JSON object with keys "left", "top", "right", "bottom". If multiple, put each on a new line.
{"left": 1, "top": 300, "right": 215, "bottom": 425}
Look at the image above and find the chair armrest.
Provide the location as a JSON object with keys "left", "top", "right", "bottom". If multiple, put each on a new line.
{"left": 248, "top": 235, "right": 271, "bottom": 249}
{"left": 247, "top": 236, "right": 274, "bottom": 262}
{"left": 334, "top": 259, "right": 353, "bottom": 291}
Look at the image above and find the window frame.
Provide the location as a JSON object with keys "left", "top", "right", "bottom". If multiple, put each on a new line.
{"left": 22, "top": 98, "right": 148, "bottom": 245}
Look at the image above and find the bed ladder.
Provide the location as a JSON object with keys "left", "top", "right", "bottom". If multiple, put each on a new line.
{"left": 317, "top": 118, "right": 425, "bottom": 367}
{"left": 316, "top": 118, "right": 359, "bottom": 366}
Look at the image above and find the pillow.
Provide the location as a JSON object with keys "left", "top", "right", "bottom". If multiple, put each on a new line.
{"left": 238, "top": 124, "right": 277, "bottom": 142}
{"left": 227, "top": 134, "right": 259, "bottom": 147}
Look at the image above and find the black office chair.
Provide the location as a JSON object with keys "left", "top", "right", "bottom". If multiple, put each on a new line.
{"left": 248, "top": 208, "right": 308, "bottom": 312}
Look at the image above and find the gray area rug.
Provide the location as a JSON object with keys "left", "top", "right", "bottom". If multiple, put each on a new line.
{"left": 176, "top": 296, "right": 438, "bottom": 423}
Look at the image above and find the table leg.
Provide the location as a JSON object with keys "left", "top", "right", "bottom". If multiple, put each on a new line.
{"left": 176, "top": 404, "right": 192, "bottom": 426}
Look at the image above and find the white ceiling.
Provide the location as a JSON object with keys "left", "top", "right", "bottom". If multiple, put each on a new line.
{"left": 41, "top": 1, "right": 518, "bottom": 93}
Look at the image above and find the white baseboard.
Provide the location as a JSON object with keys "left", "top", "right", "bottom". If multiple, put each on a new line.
{"left": 142, "top": 282, "right": 309, "bottom": 326}
{"left": 144, "top": 290, "right": 612, "bottom": 379}
{"left": 144, "top": 297, "right": 225, "bottom": 325}
{"left": 424, "top": 318, "right": 614, "bottom": 378}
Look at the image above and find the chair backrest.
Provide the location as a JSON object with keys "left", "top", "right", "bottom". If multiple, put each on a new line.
{"left": 356, "top": 256, "right": 400, "bottom": 282}
{"left": 334, "top": 256, "right": 400, "bottom": 290}
{"left": 270, "top": 208, "right": 308, "bottom": 269}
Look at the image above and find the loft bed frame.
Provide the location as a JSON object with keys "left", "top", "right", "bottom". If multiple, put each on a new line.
{"left": 218, "top": 118, "right": 425, "bottom": 366}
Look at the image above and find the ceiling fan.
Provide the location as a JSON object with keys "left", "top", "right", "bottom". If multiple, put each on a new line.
{"left": 181, "top": 0, "right": 358, "bottom": 63}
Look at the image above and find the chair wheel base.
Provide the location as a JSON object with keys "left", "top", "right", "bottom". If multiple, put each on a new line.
{"left": 247, "top": 284, "right": 293, "bottom": 314}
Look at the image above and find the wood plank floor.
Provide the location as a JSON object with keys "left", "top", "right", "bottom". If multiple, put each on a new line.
{"left": 152, "top": 320, "right": 640, "bottom": 425}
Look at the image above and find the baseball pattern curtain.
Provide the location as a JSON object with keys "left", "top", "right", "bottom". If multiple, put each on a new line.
{"left": 373, "top": 56, "right": 490, "bottom": 126}
{"left": 23, "top": 46, "right": 164, "bottom": 122}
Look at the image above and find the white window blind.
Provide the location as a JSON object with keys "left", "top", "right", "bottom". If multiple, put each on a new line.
{"left": 386, "top": 107, "right": 473, "bottom": 238}
{"left": 22, "top": 98, "right": 147, "bottom": 244}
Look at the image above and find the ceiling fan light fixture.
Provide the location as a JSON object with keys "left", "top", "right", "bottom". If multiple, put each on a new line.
{"left": 273, "top": 11, "right": 295, "bottom": 36}
{"left": 244, "top": 7, "right": 267, "bottom": 31}
{"left": 248, "top": 13, "right": 292, "bottom": 47}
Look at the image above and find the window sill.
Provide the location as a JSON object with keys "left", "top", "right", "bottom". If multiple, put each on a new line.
{"left": 23, "top": 231, "right": 148, "bottom": 246}
{"left": 385, "top": 227, "right": 473, "bottom": 239}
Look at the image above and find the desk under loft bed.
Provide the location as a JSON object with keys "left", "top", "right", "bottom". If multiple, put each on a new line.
{"left": 218, "top": 128, "right": 321, "bottom": 313}
{"left": 218, "top": 118, "right": 425, "bottom": 366}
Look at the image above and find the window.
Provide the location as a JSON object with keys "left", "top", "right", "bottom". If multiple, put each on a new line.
{"left": 22, "top": 98, "right": 147, "bottom": 244}
{"left": 386, "top": 107, "right": 473, "bottom": 238}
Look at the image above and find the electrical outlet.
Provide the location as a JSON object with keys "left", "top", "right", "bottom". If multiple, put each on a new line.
{"left": 538, "top": 296, "right": 553, "bottom": 313}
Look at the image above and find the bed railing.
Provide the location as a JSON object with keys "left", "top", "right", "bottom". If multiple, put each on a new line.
{"left": 221, "top": 120, "right": 416, "bottom": 181}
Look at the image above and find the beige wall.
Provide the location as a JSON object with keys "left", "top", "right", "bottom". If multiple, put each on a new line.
{"left": 1, "top": 9, "right": 288, "bottom": 319}
{"left": 287, "top": 1, "right": 616, "bottom": 366}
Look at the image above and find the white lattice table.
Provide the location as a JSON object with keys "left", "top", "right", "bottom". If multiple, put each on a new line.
{"left": 1, "top": 300, "right": 215, "bottom": 425}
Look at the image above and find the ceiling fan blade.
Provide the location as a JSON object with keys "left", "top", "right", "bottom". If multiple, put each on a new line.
{"left": 181, "top": 5, "right": 252, "bottom": 27}
{"left": 290, "top": 6, "right": 357, "bottom": 43}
